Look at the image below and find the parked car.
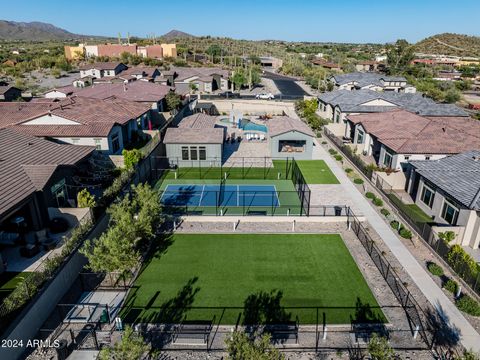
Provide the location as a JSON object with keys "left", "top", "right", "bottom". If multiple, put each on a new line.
{"left": 219, "top": 91, "right": 240, "bottom": 98}
{"left": 255, "top": 93, "right": 275, "bottom": 100}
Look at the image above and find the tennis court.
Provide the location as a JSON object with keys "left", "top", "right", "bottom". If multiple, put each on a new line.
{"left": 160, "top": 184, "right": 280, "bottom": 207}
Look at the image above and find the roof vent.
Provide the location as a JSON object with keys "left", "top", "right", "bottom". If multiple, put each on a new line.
{"left": 473, "top": 156, "right": 480, "bottom": 162}
{"left": 442, "top": 127, "right": 446, "bottom": 132}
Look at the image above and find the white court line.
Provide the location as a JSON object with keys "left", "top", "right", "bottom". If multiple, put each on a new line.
{"left": 159, "top": 184, "right": 172, "bottom": 204}
{"left": 198, "top": 185, "right": 206, "bottom": 207}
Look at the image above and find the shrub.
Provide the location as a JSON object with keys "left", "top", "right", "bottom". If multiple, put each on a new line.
{"left": 345, "top": 168, "right": 353, "bottom": 173}
{"left": 390, "top": 220, "right": 400, "bottom": 229}
{"left": 427, "top": 262, "right": 444, "bottom": 276}
{"left": 456, "top": 295, "right": 480, "bottom": 316}
{"left": 399, "top": 228, "right": 412, "bottom": 239}
{"left": 380, "top": 208, "right": 390, "bottom": 217}
{"left": 77, "top": 189, "right": 96, "bottom": 208}
{"left": 122, "top": 149, "right": 143, "bottom": 170}
{"left": 321, "top": 141, "right": 327, "bottom": 145}
{"left": 444, "top": 279, "right": 458, "bottom": 294}
{"left": 334, "top": 154, "right": 343, "bottom": 161}
{"left": 328, "top": 148, "right": 338, "bottom": 155}
{"left": 365, "top": 192, "right": 376, "bottom": 199}
{"left": 439, "top": 231, "right": 456, "bottom": 243}
{"left": 353, "top": 178, "right": 364, "bottom": 185}
{"left": 373, "top": 198, "right": 383, "bottom": 207}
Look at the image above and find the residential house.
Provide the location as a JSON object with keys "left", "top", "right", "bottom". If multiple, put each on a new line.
{"left": 163, "top": 113, "right": 224, "bottom": 167}
{"left": 405, "top": 151, "right": 480, "bottom": 248}
{"left": 318, "top": 89, "right": 467, "bottom": 127}
{"left": 44, "top": 85, "right": 76, "bottom": 99}
{"left": 0, "top": 86, "right": 22, "bottom": 101}
{"left": 0, "top": 128, "right": 94, "bottom": 231}
{"left": 64, "top": 45, "right": 85, "bottom": 60}
{"left": 329, "top": 72, "right": 416, "bottom": 93}
{"left": 259, "top": 56, "right": 283, "bottom": 69}
{"left": 50, "top": 81, "right": 173, "bottom": 114}
{"left": 433, "top": 70, "right": 462, "bottom": 81}
{"left": 355, "top": 61, "right": 384, "bottom": 72}
{"left": 97, "top": 44, "right": 137, "bottom": 57}
{"left": 346, "top": 109, "right": 480, "bottom": 170}
{"left": 117, "top": 67, "right": 161, "bottom": 82}
{"left": 161, "top": 44, "right": 177, "bottom": 58}
{"left": 79, "top": 62, "right": 128, "bottom": 79}
{"left": 156, "top": 67, "right": 230, "bottom": 93}
{"left": 0, "top": 97, "right": 151, "bottom": 154}
{"left": 267, "top": 116, "right": 315, "bottom": 160}
{"left": 311, "top": 59, "right": 341, "bottom": 71}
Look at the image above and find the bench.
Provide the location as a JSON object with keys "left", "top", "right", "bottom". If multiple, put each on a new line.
{"left": 264, "top": 318, "right": 299, "bottom": 344}
{"left": 173, "top": 320, "right": 213, "bottom": 345}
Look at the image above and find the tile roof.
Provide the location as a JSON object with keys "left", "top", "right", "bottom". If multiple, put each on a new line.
{"left": 267, "top": 116, "right": 315, "bottom": 138}
{"left": 410, "top": 150, "right": 480, "bottom": 210}
{"left": 318, "top": 89, "right": 468, "bottom": 117}
{"left": 331, "top": 72, "right": 408, "bottom": 87}
{"left": 0, "top": 96, "right": 151, "bottom": 138}
{"left": 163, "top": 67, "right": 229, "bottom": 82}
{"left": 164, "top": 113, "right": 224, "bottom": 144}
{"left": 347, "top": 109, "right": 480, "bottom": 155}
{"left": 0, "top": 128, "right": 94, "bottom": 216}
{"left": 68, "top": 82, "right": 173, "bottom": 102}
{"left": 79, "top": 62, "right": 125, "bottom": 70}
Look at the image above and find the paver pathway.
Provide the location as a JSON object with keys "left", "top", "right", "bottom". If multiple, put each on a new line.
{"left": 312, "top": 138, "right": 480, "bottom": 351}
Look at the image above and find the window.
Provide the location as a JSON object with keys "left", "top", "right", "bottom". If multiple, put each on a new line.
{"left": 420, "top": 184, "right": 435, "bottom": 208}
{"left": 94, "top": 139, "right": 102, "bottom": 150}
{"left": 190, "top": 146, "right": 198, "bottom": 160}
{"left": 404, "top": 155, "right": 410, "bottom": 161}
{"left": 111, "top": 134, "right": 120, "bottom": 153}
{"left": 383, "top": 151, "right": 393, "bottom": 168}
{"left": 356, "top": 129, "right": 365, "bottom": 144}
{"left": 199, "top": 146, "right": 206, "bottom": 160}
{"left": 425, "top": 156, "right": 431, "bottom": 160}
{"left": 335, "top": 113, "right": 340, "bottom": 123}
{"left": 441, "top": 200, "right": 459, "bottom": 225}
{"left": 71, "top": 138, "right": 79, "bottom": 145}
{"left": 181, "top": 146, "right": 189, "bottom": 160}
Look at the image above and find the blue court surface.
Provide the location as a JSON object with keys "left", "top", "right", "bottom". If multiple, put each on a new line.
{"left": 160, "top": 184, "right": 280, "bottom": 207}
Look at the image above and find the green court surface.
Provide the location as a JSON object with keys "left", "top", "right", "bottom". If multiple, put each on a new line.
{"left": 121, "top": 234, "right": 385, "bottom": 325}
{"left": 294, "top": 160, "right": 339, "bottom": 184}
{"left": 156, "top": 179, "right": 304, "bottom": 216}
{"left": 162, "top": 160, "right": 292, "bottom": 181}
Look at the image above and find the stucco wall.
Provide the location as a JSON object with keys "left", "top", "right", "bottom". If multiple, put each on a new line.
{"left": 166, "top": 143, "right": 222, "bottom": 167}
{"left": 269, "top": 131, "right": 313, "bottom": 160}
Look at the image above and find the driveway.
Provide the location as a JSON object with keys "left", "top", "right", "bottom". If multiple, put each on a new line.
{"left": 262, "top": 71, "right": 309, "bottom": 99}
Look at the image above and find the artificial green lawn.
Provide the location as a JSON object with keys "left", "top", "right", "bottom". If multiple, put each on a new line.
{"left": 121, "top": 234, "right": 385, "bottom": 325}
{"left": 0, "top": 272, "right": 31, "bottom": 303}
{"left": 388, "top": 193, "right": 432, "bottom": 224}
{"left": 294, "top": 160, "right": 339, "bottom": 184}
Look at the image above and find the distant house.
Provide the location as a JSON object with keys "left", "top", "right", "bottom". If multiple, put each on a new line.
{"left": 355, "top": 61, "right": 384, "bottom": 72}
{"left": 433, "top": 70, "right": 462, "bottom": 81}
{"left": 0, "top": 97, "right": 151, "bottom": 154}
{"left": 329, "top": 72, "right": 416, "bottom": 93}
{"left": 156, "top": 67, "right": 230, "bottom": 93}
{"left": 0, "top": 128, "right": 94, "bottom": 231}
{"left": 318, "top": 89, "right": 468, "bottom": 126}
{"left": 79, "top": 62, "right": 128, "bottom": 79}
{"left": 267, "top": 116, "right": 315, "bottom": 160}
{"left": 118, "top": 67, "right": 161, "bottom": 82}
{"left": 405, "top": 151, "right": 480, "bottom": 248}
{"left": 64, "top": 45, "right": 85, "bottom": 60}
{"left": 311, "top": 59, "right": 341, "bottom": 71}
{"left": 346, "top": 109, "right": 480, "bottom": 170}
{"left": 259, "top": 56, "right": 283, "bottom": 70}
{"left": 160, "top": 44, "right": 177, "bottom": 58}
{"left": 97, "top": 44, "right": 137, "bottom": 57}
{"left": 43, "top": 85, "right": 76, "bottom": 99}
{"left": 0, "top": 86, "right": 22, "bottom": 102}
{"left": 163, "top": 113, "right": 224, "bottom": 167}
{"left": 72, "top": 76, "right": 94, "bottom": 88}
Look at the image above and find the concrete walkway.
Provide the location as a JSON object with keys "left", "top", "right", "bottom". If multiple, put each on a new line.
{"left": 312, "top": 139, "right": 480, "bottom": 352}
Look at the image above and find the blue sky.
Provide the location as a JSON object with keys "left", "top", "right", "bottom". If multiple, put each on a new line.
{"left": 2, "top": 0, "right": 479, "bottom": 43}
